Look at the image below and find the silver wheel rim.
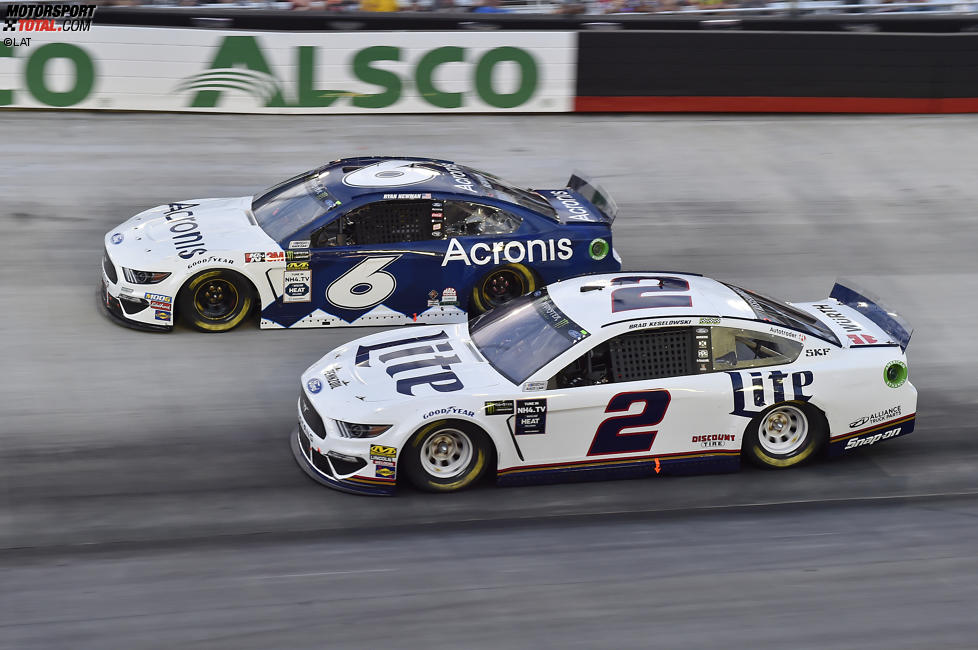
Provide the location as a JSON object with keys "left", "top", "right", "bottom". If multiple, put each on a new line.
{"left": 758, "top": 405, "right": 809, "bottom": 455}
{"left": 420, "top": 428, "right": 473, "bottom": 479}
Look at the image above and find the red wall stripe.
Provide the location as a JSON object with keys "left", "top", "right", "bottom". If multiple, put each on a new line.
{"left": 575, "top": 96, "right": 978, "bottom": 114}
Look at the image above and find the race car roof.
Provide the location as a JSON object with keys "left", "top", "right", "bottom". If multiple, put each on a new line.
{"left": 312, "top": 156, "right": 512, "bottom": 204}
{"left": 548, "top": 273, "right": 757, "bottom": 333}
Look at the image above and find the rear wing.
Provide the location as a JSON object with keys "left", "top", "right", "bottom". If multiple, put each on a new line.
{"left": 568, "top": 172, "right": 618, "bottom": 224}
{"left": 830, "top": 281, "right": 913, "bottom": 351}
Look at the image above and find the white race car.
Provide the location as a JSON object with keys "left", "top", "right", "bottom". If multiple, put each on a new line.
{"left": 291, "top": 273, "right": 915, "bottom": 495}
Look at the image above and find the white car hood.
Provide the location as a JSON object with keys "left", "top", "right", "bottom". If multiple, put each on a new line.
{"left": 304, "top": 325, "right": 509, "bottom": 407}
{"left": 105, "top": 196, "right": 272, "bottom": 267}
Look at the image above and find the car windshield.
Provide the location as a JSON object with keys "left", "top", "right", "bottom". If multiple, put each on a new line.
{"left": 469, "top": 288, "right": 590, "bottom": 385}
{"left": 252, "top": 169, "right": 342, "bottom": 242}
{"left": 463, "top": 166, "right": 557, "bottom": 220}
{"left": 724, "top": 283, "right": 840, "bottom": 344}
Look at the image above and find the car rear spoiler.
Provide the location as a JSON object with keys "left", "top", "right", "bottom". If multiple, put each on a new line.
{"left": 830, "top": 281, "right": 913, "bottom": 351}
{"left": 568, "top": 172, "right": 618, "bottom": 224}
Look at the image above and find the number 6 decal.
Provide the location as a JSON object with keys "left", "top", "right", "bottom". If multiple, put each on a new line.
{"left": 588, "top": 390, "right": 671, "bottom": 456}
{"left": 326, "top": 255, "right": 400, "bottom": 310}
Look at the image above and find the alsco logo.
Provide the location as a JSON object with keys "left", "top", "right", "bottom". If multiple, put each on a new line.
{"left": 175, "top": 36, "right": 539, "bottom": 110}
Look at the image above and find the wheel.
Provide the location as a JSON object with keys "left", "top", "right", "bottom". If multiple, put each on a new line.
{"left": 178, "top": 269, "right": 254, "bottom": 332}
{"left": 743, "top": 402, "right": 825, "bottom": 469}
{"left": 403, "top": 421, "right": 491, "bottom": 493}
{"left": 470, "top": 264, "right": 536, "bottom": 313}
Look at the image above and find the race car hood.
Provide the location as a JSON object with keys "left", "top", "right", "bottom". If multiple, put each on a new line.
{"left": 302, "top": 324, "right": 509, "bottom": 407}
{"left": 104, "top": 197, "right": 273, "bottom": 267}
{"left": 793, "top": 300, "right": 898, "bottom": 348}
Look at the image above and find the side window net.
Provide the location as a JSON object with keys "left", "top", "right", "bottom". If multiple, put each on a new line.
{"left": 354, "top": 200, "right": 431, "bottom": 245}
{"left": 609, "top": 327, "right": 694, "bottom": 383}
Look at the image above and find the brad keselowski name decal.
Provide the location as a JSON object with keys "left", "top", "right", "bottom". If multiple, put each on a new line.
{"left": 728, "top": 370, "right": 814, "bottom": 418}
{"left": 164, "top": 203, "right": 207, "bottom": 259}
{"left": 355, "top": 330, "right": 464, "bottom": 396}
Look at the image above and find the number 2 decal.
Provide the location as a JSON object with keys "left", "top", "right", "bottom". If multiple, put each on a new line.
{"left": 587, "top": 390, "right": 671, "bottom": 456}
{"left": 326, "top": 255, "right": 400, "bottom": 310}
{"left": 610, "top": 276, "right": 692, "bottom": 313}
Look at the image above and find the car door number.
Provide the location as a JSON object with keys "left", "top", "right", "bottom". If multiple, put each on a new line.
{"left": 326, "top": 255, "right": 400, "bottom": 310}
{"left": 587, "top": 390, "right": 671, "bottom": 456}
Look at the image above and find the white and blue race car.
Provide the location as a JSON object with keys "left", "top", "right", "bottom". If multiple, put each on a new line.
{"left": 292, "top": 273, "right": 915, "bottom": 495}
{"left": 100, "top": 156, "right": 620, "bottom": 332}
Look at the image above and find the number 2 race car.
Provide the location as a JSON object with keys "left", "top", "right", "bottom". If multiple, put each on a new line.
{"left": 100, "top": 157, "right": 620, "bottom": 332}
{"left": 291, "top": 274, "right": 915, "bottom": 495}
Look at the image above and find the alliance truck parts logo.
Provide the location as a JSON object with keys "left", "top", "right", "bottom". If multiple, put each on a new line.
{"left": 175, "top": 36, "right": 540, "bottom": 110}
{"left": 3, "top": 4, "right": 94, "bottom": 44}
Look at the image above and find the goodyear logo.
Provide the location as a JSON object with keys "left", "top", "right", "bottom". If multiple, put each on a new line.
{"left": 369, "top": 445, "right": 396, "bottom": 458}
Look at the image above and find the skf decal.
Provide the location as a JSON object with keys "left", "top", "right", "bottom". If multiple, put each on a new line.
{"left": 485, "top": 400, "right": 515, "bottom": 416}
{"left": 805, "top": 348, "right": 830, "bottom": 357}
{"left": 441, "top": 238, "right": 573, "bottom": 267}
{"left": 369, "top": 445, "right": 397, "bottom": 460}
{"left": 515, "top": 399, "right": 547, "bottom": 435}
{"left": 728, "top": 370, "right": 813, "bottom": 418}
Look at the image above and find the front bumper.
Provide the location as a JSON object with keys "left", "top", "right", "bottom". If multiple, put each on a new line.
{"left": 98, "top": 278, "right": 173, "bottom": 333}
{"left": 290, "top": 425, "right": 396, "bottom": 496}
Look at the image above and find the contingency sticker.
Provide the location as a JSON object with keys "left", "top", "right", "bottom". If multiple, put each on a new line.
{"left": 283, "top": 270, "right": 312, "bottom": 303}
{"left": 515, "top": 399, "right": 547, "bottom": 435}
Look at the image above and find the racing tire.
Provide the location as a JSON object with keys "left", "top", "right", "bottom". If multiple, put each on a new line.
{"left": 178, "top": 269, "right": 255, "bottom": 332}
{"left": 743, "top": 402, "right": 826, "bottom": 469}
{"left": 403, "top": 421, "right": 491, "bottom": 493}
{"left": 470, "top": 264, "right": 536, "bottom": 314}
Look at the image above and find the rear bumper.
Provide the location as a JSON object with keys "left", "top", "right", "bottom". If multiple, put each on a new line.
{"left": 826, "top": 412, "right": 916, "bottom": 457}
{"left": 290, "top": 426, "right": 395, "bottom": 497}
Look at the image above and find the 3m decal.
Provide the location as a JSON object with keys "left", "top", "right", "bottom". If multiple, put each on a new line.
{"left": 326, "top": 255, "right": 400, "bottom": 310}
{"left": 610, "top": 276, "right": 692, "bottom": 313}
{"left": 587, "top": 390, "right": 670, "bottom": 456}
{"left": 728, "top": 370, "right": 813, "bottom": 418}
{"left": 515, "top": 399, "right": 547, "bottom": 435}
{"left": 485, "top": 400, "right": 515, "bottom": 416}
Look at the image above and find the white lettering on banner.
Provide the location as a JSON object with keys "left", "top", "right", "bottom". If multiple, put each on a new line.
{"left": 0, "top": 27, "right": 575, "bottom": 114}
{"left": 441, "top": 238, "right": 573, "bottom": 266}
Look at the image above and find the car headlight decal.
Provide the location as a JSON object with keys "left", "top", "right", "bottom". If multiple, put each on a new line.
{"left": 122, "top": 268, "right": 172, "bottom": 284}
{"left": 337, "top": 422, "right": 392, "bottom": 439}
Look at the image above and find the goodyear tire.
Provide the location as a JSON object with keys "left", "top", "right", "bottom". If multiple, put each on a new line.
{"left": 403, "top": 421, "right": 490, "bottom": 493}
{"left": 744, "top": 402, "right": 826, "bottom": 469}
{"left": 470, "top": 264, "right": 536, "bottom": 313}
{"left": 178, "top": 269, "right": 254, "bottom": 332}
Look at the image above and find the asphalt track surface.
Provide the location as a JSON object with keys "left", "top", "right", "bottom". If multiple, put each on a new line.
{"left": 2, "top": 113, "right": 977, "bottom": 648}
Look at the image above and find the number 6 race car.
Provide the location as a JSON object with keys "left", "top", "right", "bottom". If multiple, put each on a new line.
{"left": 100, "top": 157, "right": 621, "bottom": 332}
{"left": 291, "top": 273, "right": 915, "bottom": 495}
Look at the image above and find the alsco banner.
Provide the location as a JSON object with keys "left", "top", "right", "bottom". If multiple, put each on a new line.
{"left": 0, "top": 26, "right": 575, "bottom": 113}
